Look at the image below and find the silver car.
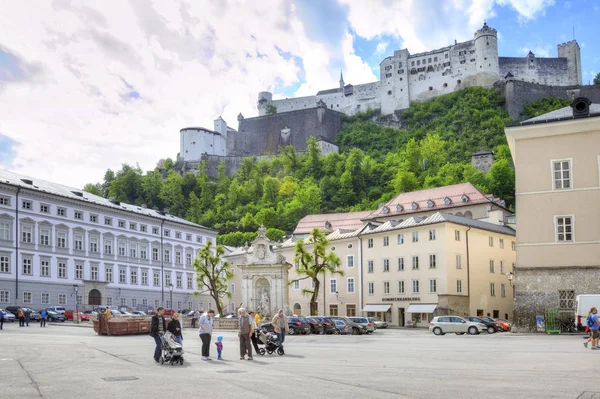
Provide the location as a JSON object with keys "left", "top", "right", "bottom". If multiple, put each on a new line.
{"left": 0, "top": 309, "right": 16, "bottom": 322}
{"left": 349, "top": 317, "right": 376, "bottom": 334}
{"left": 429, "top": 316, "right": 487, "bottom": 335}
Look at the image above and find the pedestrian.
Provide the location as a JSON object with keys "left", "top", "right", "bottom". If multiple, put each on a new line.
{"left": 198, "top": 309, "right": 215, "bottom": 360}
{"left": 25, "top": 308, "right": 31, "bottom": 327}
{"left": 585, "top": 307, "right": 600, "bottom": 349}
{"left": 191, "top": 309, "right": 200, "bottom": 328}
{"left": 238, "top": 307, "right": 254, "bottom": 360}
{"left": 40, "top": 309, "right": 47, "bottom": 328}
{"left": 272, "top": 309, "right": 289, "bottom": 349}
{"left": 215, "top": 336, "right": 224, "bottom": 360}
{"left": 0, "top": 308, "right": 4, "bottom": 330}
{"left": 254, "top": 311, "right": 262, "bottom": 326}
{"left": 17, "top": 307, "right": 24, "bottom": 327}
{"left": 248, "top": 311, "right": 260, "bottom": 354}
{"left": 150, "top": 307, "right": 167, "bottom": 363}
{"left": 167, "top": 312, "right": 183, "bottom": 346}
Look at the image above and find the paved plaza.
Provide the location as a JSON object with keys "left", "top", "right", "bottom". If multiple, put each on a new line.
{"left": 1, "top": 323, "right": 599, "bottom": 399}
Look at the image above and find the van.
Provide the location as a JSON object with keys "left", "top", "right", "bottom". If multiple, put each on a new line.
{"left": 46, "top": 306, "right": 66, "bottom": 314}
{"left": 576, "top": 295, "right": 600, "bottom": 331}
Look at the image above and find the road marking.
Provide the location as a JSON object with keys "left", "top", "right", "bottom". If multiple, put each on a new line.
{"left": 0, "top": 358, "right": 14, "bottom": 361}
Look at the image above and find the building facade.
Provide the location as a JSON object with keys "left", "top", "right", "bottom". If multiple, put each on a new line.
{"left": 258, "top": 23, "right": 582, "bottom": 117}
{"left": 505, "top": 98, "right": 600, "bottom": 331}
{"left": 0, "top": 170, "right": 217, "bottom": 312}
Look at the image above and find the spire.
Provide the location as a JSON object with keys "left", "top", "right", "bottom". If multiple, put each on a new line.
{"left": 339, "top": 69, "right": 344, "bottom": 89}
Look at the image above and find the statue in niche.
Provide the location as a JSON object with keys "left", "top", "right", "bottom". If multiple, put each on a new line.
{"left": 260, "top": 289, "right": 270, "bottom": 313}
{"left": 280, "top": 126, "right": 291, "bottom": 146}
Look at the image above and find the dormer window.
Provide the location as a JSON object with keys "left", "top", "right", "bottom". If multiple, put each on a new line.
{"left": 382, "top": 206, "right": 390, "bottom": 214}
{"left": 396, "top": 204, "right": 403, "bottom": 212}
{"left": 411, "top": 202, "right": 419, "bottom": 210}
{"left": 461, "top": 195, "right": 469, "bottom": 203}
{"left": 324, "top": 221, "right": 332, "bottom": 229}
{"left": 427, "top": 200, "right": 435, "bottom": 208}
{"left": 444, "top": 197, "right": 452, "bottom": 205}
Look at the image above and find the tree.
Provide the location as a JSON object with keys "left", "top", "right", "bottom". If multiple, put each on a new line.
{"left": 292, "top": 228, "right": 342, "bottom": 315}
{"left": 265, "top": 103, "right": 277, "bottom": 115}
{"left": 83, "top": 183, "right": 102, "bottom": 196}
{"left": 594, "top": 72, "right": 600, "bottom": 85}
{"left": 193, "top": 240, "right": 233, "bottom": 315}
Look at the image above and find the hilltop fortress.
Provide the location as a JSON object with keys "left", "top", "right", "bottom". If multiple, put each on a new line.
{"left": 257, "top": 22, "right": 582, "bottom": 117}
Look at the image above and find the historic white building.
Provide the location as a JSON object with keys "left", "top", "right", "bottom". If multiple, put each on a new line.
{"left": 258, "top": 22, "right": 582, "bottom": 116}
{"left": 0, "top": 169, "right": 217, "bottom": 312}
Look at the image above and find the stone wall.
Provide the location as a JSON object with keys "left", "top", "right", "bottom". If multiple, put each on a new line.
{"left": 437, "top": 294, "right": 470, "bottom": 317}
{"left": 514, "top": 267, "right": 600, "bottom": 332}
{"left": 499, "top": 57, "right": 570, "bottom": 86}
{"left": 504, "top": 79, "right": 600, "bottom": 120}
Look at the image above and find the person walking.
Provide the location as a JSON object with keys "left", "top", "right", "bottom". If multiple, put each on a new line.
{"left": 40, "top": 309, "right": 47, "bottom": 328}
{"left": 272, "top": 310, "right": 289, "bottom": 350}
{"left": 238, "top": 307, "right": 254, "bottom": 360}
{"left": 191, "top": 309, "right": 200, "bottom": 328}
{"left": 198, "top": 309, "right": 215, "bottom": 360}
{"left": 150, "top": 307, "right": 167, "bottom": 363}
{"left": 254, "top": 311, "right": 262, "bottom": 326}
{"left": 248, "top": 311, "right": 260, "bottom": 355}
{"left": 215, "top": 336, "right": 224, "bottom": 360}
{"left": 24, "top": 308, "right": 31, "bottom": 327}
{"left": 585, "top": 307, "right": 600, "bottom": 349}
{"left": 0, "top": 308, "right": 4, "bottom": 330}
{"left": 17, "top": 307, "right": 25, "bottom": 327}
{"left": 167, "top": 313, "right": 183, "bottom": 346}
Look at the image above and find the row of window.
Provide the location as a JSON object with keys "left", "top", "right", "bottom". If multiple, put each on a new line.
{"left": 410, "top": 54, "right": 446, "bottom": 67}
{"left": 0, "top": 195, "right": 208, "bottom": 243}
{"left": 365, "top": 255, "right": 514, "bottom": 273}
{"left": 366, "top": 230, "right": 516, "bottom": 250}
{"left": 365, "top": 279, "right": 507, "bottom": 297}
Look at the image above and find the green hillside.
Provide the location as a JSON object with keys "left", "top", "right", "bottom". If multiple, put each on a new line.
{"left": 85, "top": 87, "right": 527, "bottom": 245}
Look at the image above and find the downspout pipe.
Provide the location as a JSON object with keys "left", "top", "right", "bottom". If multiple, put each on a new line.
{"left": 465, "top": 227, "right": 472, "bottom": 308}
{"left": 15, "top": 187, "right": 21, "bottom": 305}
{"left": 161, "top": 219, "right": 165, "bottom": 306}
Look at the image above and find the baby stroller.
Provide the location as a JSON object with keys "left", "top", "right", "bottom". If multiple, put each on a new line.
{"left": 257, "top": 329, "right": 284, "bottom": 356}
{"left": 160, "top": 331, "right": 184, "bottom": 365}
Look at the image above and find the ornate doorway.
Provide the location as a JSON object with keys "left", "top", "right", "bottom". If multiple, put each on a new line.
{"left": 89, "top": 289, "right": 102, "bottom": 306}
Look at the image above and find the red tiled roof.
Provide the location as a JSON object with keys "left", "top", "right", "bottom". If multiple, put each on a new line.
{"left": 293, "top": 210, "right": 373, "bottom": 235}
{"left": 364, "top": 182, "right": 497, "bottom": 220}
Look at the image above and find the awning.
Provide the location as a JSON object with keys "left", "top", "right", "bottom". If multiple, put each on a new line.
{"left": 406, "top": 304, "right": 437, "bottom": 313}
{"left": 362, "top": 304, "right": 392, "bottom": 312}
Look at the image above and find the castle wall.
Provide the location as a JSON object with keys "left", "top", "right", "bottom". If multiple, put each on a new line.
{"left": 259, "top": 95, "right": 316, "bottom": 116}
{"left": 504, "top": 79, "right": 600, "bottom": 120}
{"left": 317, "top": 81, "right": 382, "bottom": 114}
{"left": 499, "top": 57, "right": 570, "bottom": 86}
{"left": 557, "top": 41, "right": 582, "bottom": 85}
{"left": 180, "top": 128, "right": 226, "bottom": 162}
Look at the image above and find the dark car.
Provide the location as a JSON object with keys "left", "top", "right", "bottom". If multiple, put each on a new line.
{"left": 467, "top": 317, "right": 498, "bottom": 334}
{"left": 47, "top": 310, "right": 67, "bottom": 322}
{"left": 287, "top": 317, "right": 311, "bottom": 335}
{"left": 329, "top": 316, "right": 366, "bottom": 335}
{"left": 260, "top": 322, "right": 275, "bottom": 333}
{"left": 311, "top": 316, "right": 338, "bottom": 334}
{"left": 305, "top": 317, "right": 325, "bottom": 334}
{"left": 479, "top": 316, "right": 505, "bottom": 332}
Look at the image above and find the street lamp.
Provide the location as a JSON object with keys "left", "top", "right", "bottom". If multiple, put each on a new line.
{"left": 169, "top": 284, "right": 174, "bottom": 311}
{"left": 73, "top": 285, "right": 79, "bottom": 323}
{"left": 505, "top": 272, "right": 514, "bottom": 287}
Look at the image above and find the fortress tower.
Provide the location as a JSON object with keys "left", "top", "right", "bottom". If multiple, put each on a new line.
{"left": 473, "top": 21, "right": 499, "bottom": 86}
{"left": 557, "top": 41, "right": 582, "bottom": 85}
{"left": 257, "top": 91, "right": 273, "bottom": 115}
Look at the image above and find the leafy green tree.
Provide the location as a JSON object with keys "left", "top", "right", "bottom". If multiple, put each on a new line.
{"left": 265, "top": 103, "right": 277, "bottom": 115}
{"left": 486, "top": 159, "right": 515, "bottom": 206}
{"left": 142, "top": 170, "right": 165, "bottom": 209}
{"left": 83, "top": 183, "right": 102, "bottom": 196}
{"left": 292, "top": 228, "right": 342, "bottom": 315}
{"left": 594, "top": 72, "right": 600, "bottom": 85}
{"left": 266, "top": 228, "right": 286, "bottom": 242}
{"left": 522, "top": 97, "right": 571, "bottom": 118}
{"left": 193, "top": 240, "right": 233, "bottom": 315}
{"left": 108, "top": 164, "right": 143, "bottom": 204}
{"left": 159, "top": 170, "right": 186, "bottom": 216}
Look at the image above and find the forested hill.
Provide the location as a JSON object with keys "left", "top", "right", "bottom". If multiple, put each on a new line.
{"left": 84, "top": 86, "right": 544, "bottom": 245}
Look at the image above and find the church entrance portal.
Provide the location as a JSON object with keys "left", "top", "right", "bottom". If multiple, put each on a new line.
{"left": 89, "top": 289, "right": 102, "bottom": 306}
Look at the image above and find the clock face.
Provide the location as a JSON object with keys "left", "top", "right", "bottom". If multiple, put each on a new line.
{"left": 257, "top": 245, "right": 266, "bottom": 259}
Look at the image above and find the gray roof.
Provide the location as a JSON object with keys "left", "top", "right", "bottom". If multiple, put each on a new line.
{"left": 519, "top": 104, "right": 600, "bottom": 125}
{"left": 0, "top": 169, "right": 215, "bottom": 232}
{"left": 316, "top": 88, "right": 342, "bottom": 95}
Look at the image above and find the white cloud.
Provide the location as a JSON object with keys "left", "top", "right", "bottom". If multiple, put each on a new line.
{"left": 0, "top": 0, "right": 357, "bottom": 187}
{"left": 496, "top": 0, "right": 555, "bottom": 20}
{"left": 519, "top": 45, "right": 552, "bottom": 57}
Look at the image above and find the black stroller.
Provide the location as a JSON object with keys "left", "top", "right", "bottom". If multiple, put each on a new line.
{"left": 160, "top": 331, "right": 184, "bottom": 365}
{"left": 257, "top": 329, "right": 284, "bottom": 356}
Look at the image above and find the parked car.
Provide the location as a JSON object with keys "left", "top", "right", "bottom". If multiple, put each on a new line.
{"left": 4, "top": 306, "right": 21, "bottom": 316}
{"left": 333, "top": 319, "right": 352, "bottom": 335}
{"left": 429, "top": 316, "right": 487, "bottom": 335}
{"left": 349, "top": 317, "right": 376, "bottom": 334}
{"left": 311, "top": 316, "right": 338, "bottom": 334}
{"left": 329, "top": 316, "right": 366, "bottom": 335}
{"left": 466, "top": 317, "right": 499, "bottom": 334}
{"left": 493, "top": 318, "right": 512, "bottom": 332}
{"left": 46, "top": 306, "right": 66, "bottom": 314}
{"left": 305, "top": 317, "right": 325, "bottom": 334}
{"left": 476, "top": 316, "right": 504, "bottom": 332}
{"left": 47, "top": 310, "right": 67, "bottom": 322}
{"left": 259, "top": 322, "right": 275, "bottom": 333}
{"left": 131, "top": 311, "right": 147, "bottom": 316}
{"left": 287, "top": 317, "right": 311, "bottom": 335}
{"left": 26, "top": 309, "right": 41, "bottom": 321}
{"left": 373, "top": 319, "right": 388, "bottom": 329}
{"left": 0, "top": 309, "right": 16, "bottom": 322}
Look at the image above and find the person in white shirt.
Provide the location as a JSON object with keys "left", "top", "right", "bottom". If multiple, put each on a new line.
{"left": 198, "top": 310, "right": 215, "bottom": 360}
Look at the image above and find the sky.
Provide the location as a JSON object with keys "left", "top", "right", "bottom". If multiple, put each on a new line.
{"left": 0, "top": 0, "right": 598, "bottom": 188}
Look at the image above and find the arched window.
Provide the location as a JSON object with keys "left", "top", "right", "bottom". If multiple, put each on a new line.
{"left": 293, "top": 303, "right": 302, "bottom": 316}
{"left": 464, "top": 211, "right": 473, "bottom": 219}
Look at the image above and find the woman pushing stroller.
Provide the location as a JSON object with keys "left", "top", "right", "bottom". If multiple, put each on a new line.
{"left": 167, "top": 312, "right": 183, "bottom": 346}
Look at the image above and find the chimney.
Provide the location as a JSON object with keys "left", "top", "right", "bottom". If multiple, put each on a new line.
{"left": 163, "top": 208, "right": 170, "bottom": 215}
{"left": 572, "top": 97, "right": 591, "bottom": 119}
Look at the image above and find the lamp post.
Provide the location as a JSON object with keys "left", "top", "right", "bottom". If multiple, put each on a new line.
{"left": 169, "top": 284, "right": 174, "bottom": 311}
{"left": 73, "top": 285, "right": 79, "bottom": 324}
{"left": 505, "top": 272, "right": 514, "bottom": 287}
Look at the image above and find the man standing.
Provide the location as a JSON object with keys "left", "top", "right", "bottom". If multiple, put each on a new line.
{"left": 24, "top": 308, "right": 31, "bottom": 327}
{"left": 17, "top": 307, "right": 24, "bottom": 327}
{"left": 40, "top": 309, "right": 47, "bottom": 328}
{"left": 272, "top": 310, "right": 289, "bottom": 349}
{"left": 191, "top": 309, "right": 200, "bottom": 328}
{"left": 238, "top": 308, "right": 254, "bottom": 360}
{"left": 589, "top": 307, "right": 600, "bottom": 350}
{"left": 0, "top": 308, "right": 4, "bottom": 330}
{"left": 248, "top": 311, "right": 260, "bottom": 354}
{"left": 198, "top": 309, "right": 214, "bottom": 360}
{"left": 150, "top": 307, "right": 167, "bottom": 363}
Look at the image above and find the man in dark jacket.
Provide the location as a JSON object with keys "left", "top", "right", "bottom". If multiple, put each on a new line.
{"left": 150, "top": 307, "right": 166, "bottom": 362}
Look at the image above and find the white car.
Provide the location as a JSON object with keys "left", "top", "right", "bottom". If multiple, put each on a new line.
{"left": 0, "top": 309, "right": 16, "bottom": 322}
{"left": 429, "top": 316, "right": 487, "bottom": 335}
